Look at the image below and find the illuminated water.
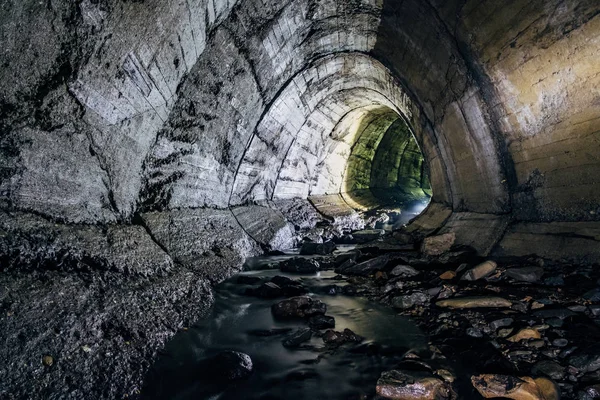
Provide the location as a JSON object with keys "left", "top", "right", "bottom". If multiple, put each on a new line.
{"left": 143, "top": 257, "right": 426, "bottom": 400}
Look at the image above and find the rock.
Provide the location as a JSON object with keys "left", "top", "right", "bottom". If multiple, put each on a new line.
{"left": 534, "top": 309, "right": 576, "bottom": 320}
{"left": 205, "top": 351, "right": 253, "bottom": 382}
{"left": 489, "top": 318, "right": 514, "bottom": 331}
{"left": 393, "top": 292, "right": 430, "bottom": 309}
{"left": 505, "top": 267, "right": 544, "bottom": 283}
{"left": 460, "top": 261, "right": 497, "bottom": 281}
{"left": 236, "top": 275, "right": 262, "bottom": 285}
{"left": 584, "top": 288, "right": 600, "bottom": 302}
{"left": 300, "top": 241, "right": 336, "bottom": 255}
{"left": 308, "top": 315, "right": 335, "bottom": 330}
{"left": 42, "top": 355, "right": 54, "bottom": 367}
{"left": 352, "top": 229, "right": 385, "bottom": 243}
{"left": 467, "top": 327, "right": 484, "bottom": 338}
{"left": 376, "top": 370, "right": 454, "bottom": 400}
{"left": 471, "top": 374, "right": 559, "bottom": 400}
{"left": 440, "top": 271, "right": 456, "bottom": 280}
{"left": 421, "top": 233, "right": 456, "bottom": 257}
{"left": 322, "top": 328, "right": 363, "bottom": 347}
{"left": 279, "top": 258, "right": 319, "bottom": 273}
{"left": 553, "top": 338, "right": 568, "bottom": 347}
{"left": 248, "top": 282, "right": 282, "bottom": 298}
{"left": 282, "top": 328, "right": 312, "bottom": 348}
{"left": 271, "top": 296, "right": 327, "bottom": 319}
{"left": 569, "top": 346, "right": 600, "bottom": 373}
{"left": 337, "top": 253, "right": 407, "bottom": 276}
{"left": 436, "top": 297, "right": 512, "bottom": 309}
{"left": 391, "top": 265, "right": 420, "bottom": 278}
{"left": 579, "top": 384, "right": 600, "bottom": 400}
{"left": 532, "top": 360, "right": 565, "bottom": 381}
{"left": 508, "top": 328, "right": 542, "bottom": 342}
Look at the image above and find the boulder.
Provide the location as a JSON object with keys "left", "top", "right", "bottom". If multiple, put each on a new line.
{"left": 436, "top": 297, "right": 512, "bottom": 309}
{"left": 279, "top": 258, "right": 319, "bottom": 273}
{"left": 300, "top": 241, "right": 336, "bottom": 255}
{"left": 421, "top": 233, "right": 456, "bottom": 257}
{"left": 322, "top": 328, "right": 363, "bottom": 347}
{"left": 308, "top": 315, "right": 335, "bottom": 330}
{"left": 460, "top": 261, "right": 497, "bottom": 281}
{"left": 247, "top": 282, "right": 282, "bottom": 298}
{"left": 471, "top": 374, "right": 559, "bottom": 400}
{"left": 203, "top": 351, "right": 253, "bottom": 382}
{"left": 271, "top": 296, "right": 327, "bottom": 319}
{"left": 376, "top": 370, "right": 454, "bottom": 400}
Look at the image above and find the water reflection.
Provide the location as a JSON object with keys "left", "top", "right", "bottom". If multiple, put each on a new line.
{"left": 144, "top": 267, "right": 426, "bottom": 399}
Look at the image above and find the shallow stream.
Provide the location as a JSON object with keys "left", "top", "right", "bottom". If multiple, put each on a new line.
{"left": 144, "top": 250, "right": 427, "bottom": 399}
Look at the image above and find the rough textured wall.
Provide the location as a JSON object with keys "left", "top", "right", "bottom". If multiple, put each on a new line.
{"left": 1, "top": 0, "right": 600, "bottom": 396}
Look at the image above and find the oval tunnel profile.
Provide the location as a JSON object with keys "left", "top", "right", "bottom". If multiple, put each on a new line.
{"left": 341, "top": 109, "right": 431, "bottom": 211}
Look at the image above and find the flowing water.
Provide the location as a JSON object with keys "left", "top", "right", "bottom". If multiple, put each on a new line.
{"left": 144, "top": 250, "right": 427, "bottom": 400}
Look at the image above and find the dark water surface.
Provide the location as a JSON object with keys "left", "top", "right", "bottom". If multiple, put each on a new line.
{"left": 144, "top": 252, "right": 427, "bottom": 400}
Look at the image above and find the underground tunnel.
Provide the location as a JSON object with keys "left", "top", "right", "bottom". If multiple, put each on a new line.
{"left": 0, "top": 0, "right": 599, "bottom": 399}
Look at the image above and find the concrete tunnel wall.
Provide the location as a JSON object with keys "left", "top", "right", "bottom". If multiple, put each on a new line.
{"left": 1, "top": 0, "right": 599, "bottom": 259}
{"left": 1, "top": 1, "right": 600, "bottom": 398}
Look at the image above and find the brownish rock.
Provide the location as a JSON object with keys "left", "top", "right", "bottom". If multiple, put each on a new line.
{"left": 377, "top": 370, "right": 455, "bottom": 400}
{"left": 471, "top": 374, "right": 559, "bottom": 400}
{"left": 421, "top": 233, "right": 456, "bottom": 257}
{"left": 460, "top": 261, "right": 497, "bottom": 281}
{"left": 508, "top": 328, "right": 542, "bottom": 342}
{"left": 436, "top": 297, "right": 512, "bottom": 309}
{"left": 439, "top": 271, "right": 456, "bottom": 280}
{"left": 271, "top": 296, "right": 326, "bottom": 319}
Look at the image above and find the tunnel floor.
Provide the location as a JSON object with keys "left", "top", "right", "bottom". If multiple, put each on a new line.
{"left": 141, "top": 217, "right": 600, "bottom": 400}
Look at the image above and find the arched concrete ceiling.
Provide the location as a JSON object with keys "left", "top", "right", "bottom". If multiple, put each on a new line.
{"left": 0, "top": 0, "right": 598, "bottom": 225}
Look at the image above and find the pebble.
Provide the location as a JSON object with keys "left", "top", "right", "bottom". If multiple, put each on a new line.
{"left": 42, "top": 355, "right": 53, "bottom": 367}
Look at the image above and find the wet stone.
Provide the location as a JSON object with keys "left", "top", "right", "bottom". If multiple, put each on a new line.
{"left": 204, "top": 351, "right": 253, "bottom": 382}
{"left": 376, "top": 370, "right": 454, "bottom": 400}
{"left": 322, "top": 328, "right": 363, "bottom": 348}
{"left": 282, "top": 328, "right": 312, "bottom": 348}
{"left": 308, "top": 315, "right": 335, "bottom": 330}
{"left": 247, "top": 282, "right": 282, "bottom": 298}
{"left": 279, "top": 258, "right": 319, "bottom": 273}
{"left": 471, "top": 374, "right": 559, "bottom": 400}
{"left": 271, "top": 296, "right": 327, "bottom": 319}
{"left": 300, "top": 241, "right": 336, "bottom": 255}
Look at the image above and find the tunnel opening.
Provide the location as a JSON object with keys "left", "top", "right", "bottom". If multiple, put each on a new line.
{"left": 340, "top": 107, "right": 431, "bottom": 215}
